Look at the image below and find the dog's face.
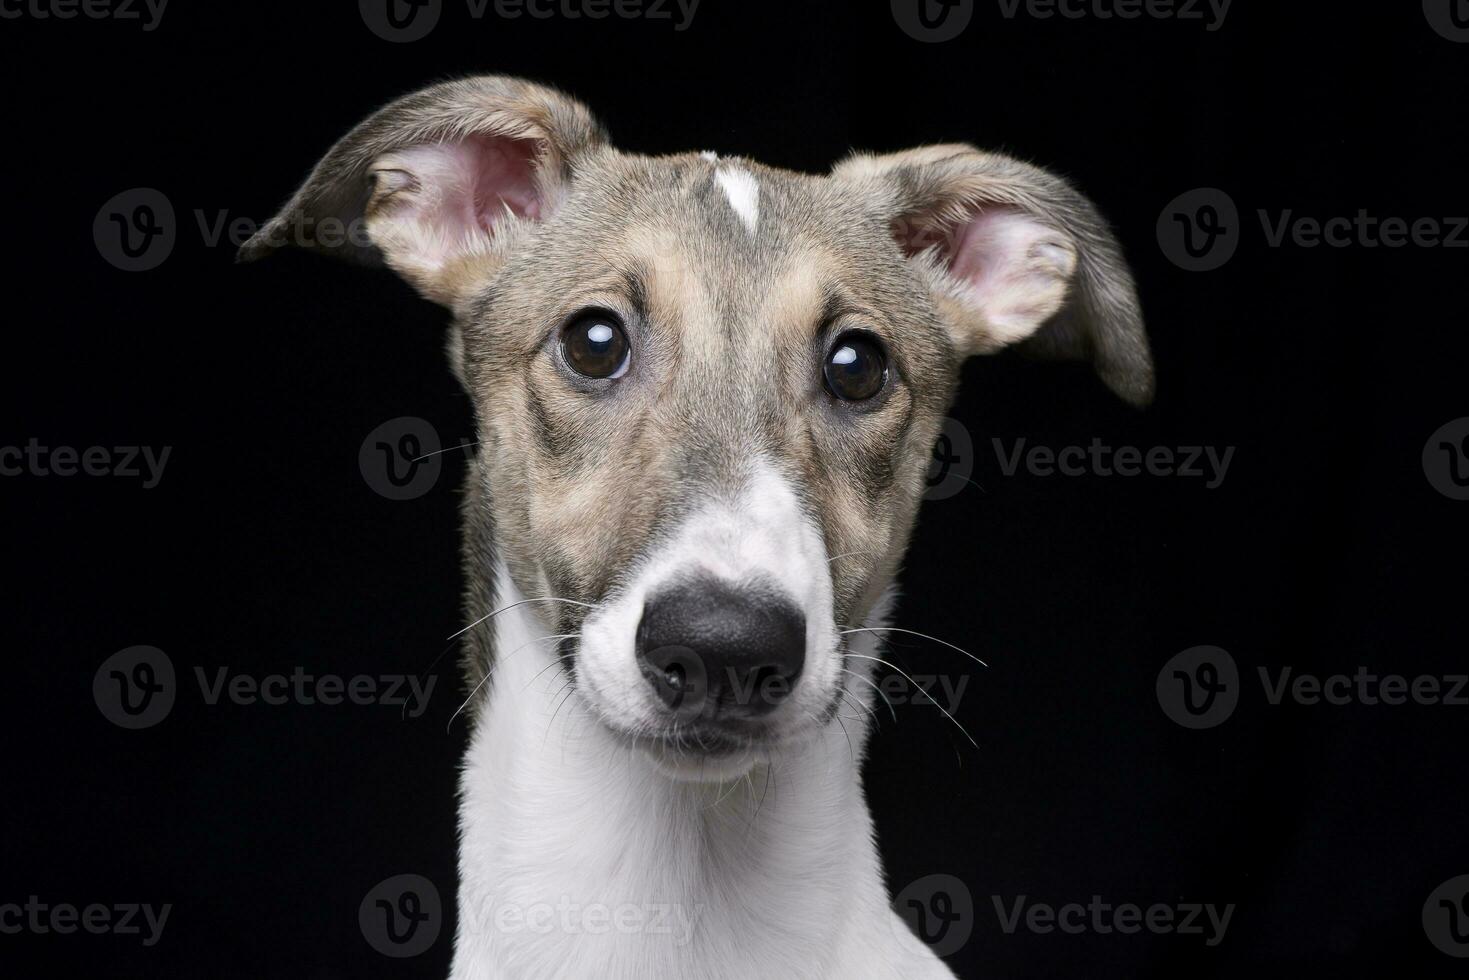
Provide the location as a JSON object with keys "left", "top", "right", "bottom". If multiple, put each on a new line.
{"left": 244, "top": 76, "right": 1150, "bottom": 779}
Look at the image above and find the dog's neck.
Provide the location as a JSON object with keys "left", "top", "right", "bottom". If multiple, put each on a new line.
{"left": 450, "top": 564, "right": 946, "bottom": 979}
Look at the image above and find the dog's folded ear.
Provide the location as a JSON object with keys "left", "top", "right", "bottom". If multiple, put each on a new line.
{"left": 238, "top": 75, "right": 608, "bottom": 307}
{"left": 833, "top": 145, "right": 1152, "bottom": 406}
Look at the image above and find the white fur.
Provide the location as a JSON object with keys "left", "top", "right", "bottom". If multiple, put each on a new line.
{"left": 452, "top": 566, "right": 954, "bottom": 979}
{"left": 574, "top": 459, "right": 836, "bottom": 775}
{"left": 714, "top": 167, "right": 759, "bottom": 235}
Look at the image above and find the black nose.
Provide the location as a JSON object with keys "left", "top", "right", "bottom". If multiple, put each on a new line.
{"left": 636, "top": 577, "right": 806, "bottom": 721}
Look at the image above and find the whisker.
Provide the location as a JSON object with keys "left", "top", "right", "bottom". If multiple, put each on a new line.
{"left": 948, "top": 471, "right": 987, "bottom": 495}
{"left": 411, "top": 439, "right": 481, "bottom": 462}
{"left": 827, "top": 550, "right": 880, "bottom": 565}
{"left": 840, "top": 666, "right": 897, "bottom": 724}
{"left": 449, "top": 597, "right": 599, "bottom": 641}
{"left": 836, "top": 686, "right": 879, "bottom": 727}
{"left": 746, "top": 750, "right": 776, "bottom": 839}
{"left": 833, "top": 711, "right": 856, "bottom": 767}
{"left": 843, "top": 652, "right": 978, "bottom": 750}
{"left": 839, "top": 626, "right": 989, "bottom": 669}
{"left": 542, "top": 680, "right": 580, "bottom": 750}
{"left": 446, "top": 633, "right": 572, "bottom": 732}
{"left": 519, "top": 635, "right": 581, "bottom": 692}
{"left": 708, "top": 771, "right": 744, "bottom": 810}
{"left": 406, "top": 635, "right": 461, "bottom": 720}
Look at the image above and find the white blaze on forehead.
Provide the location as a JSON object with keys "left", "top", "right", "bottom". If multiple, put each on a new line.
{"left": 714, "top": 167, "right": 759, "bottom": 235}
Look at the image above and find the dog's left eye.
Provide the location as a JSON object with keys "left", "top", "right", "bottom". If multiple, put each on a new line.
{"left": 561, "top": 310, "right": 630, "bottom": 379}
{"left": 823, "top": 333, "right": 888, "bottom": 402}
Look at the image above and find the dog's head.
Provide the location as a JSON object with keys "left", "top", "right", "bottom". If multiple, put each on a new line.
{"left": 243, "top": 76, "right": 1149, "bottom": 779}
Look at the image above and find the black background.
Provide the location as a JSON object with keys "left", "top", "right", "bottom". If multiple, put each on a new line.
{"left": 4, "top": 1, "right": 1467, "bottom": 977}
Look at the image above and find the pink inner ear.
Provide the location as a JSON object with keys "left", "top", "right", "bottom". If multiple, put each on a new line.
{"left": 379, "top": 134, "right": 544, "bottom": 250}
{"left": 949, "top": 206, "right": 1047, "bottom": 295}
{"left": 467, "top": 134, "right": 542, "bottom": 227}
{"left": 900, "top": 204, "right": 1077, "bottom": 346}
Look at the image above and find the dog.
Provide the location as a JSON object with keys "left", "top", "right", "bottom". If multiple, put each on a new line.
{"left": 240, "top": 74, "right": 1150, "bottom": 979}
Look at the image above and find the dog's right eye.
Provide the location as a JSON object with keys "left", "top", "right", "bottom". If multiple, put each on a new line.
{"left": 561, "top": 310, "right": 630, "bottom": 379}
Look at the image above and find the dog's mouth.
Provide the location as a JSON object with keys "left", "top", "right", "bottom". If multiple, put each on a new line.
{"left": 615, "top": 725, "right": 777, "bottom": 781}
{"left": 566, "top": 633, "right": 848, "bottom": 781}
{"left": 598, "top": 699, "right": 849, "bottom": 782}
